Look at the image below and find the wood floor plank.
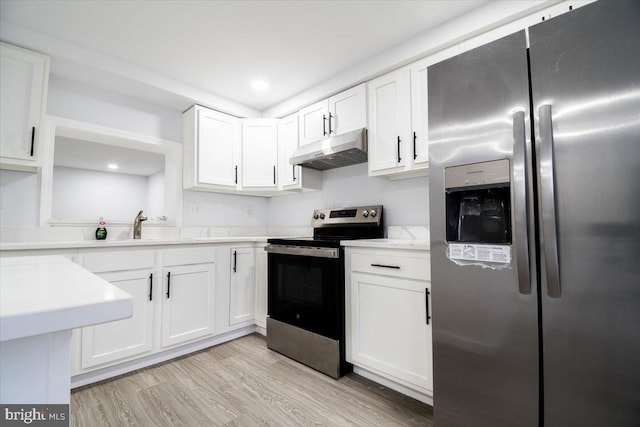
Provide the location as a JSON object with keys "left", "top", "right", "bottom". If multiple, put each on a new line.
{"left": 71, "top": 334, "right": 433, "bottom": 426}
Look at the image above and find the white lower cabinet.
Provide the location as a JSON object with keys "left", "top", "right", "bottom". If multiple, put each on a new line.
{"left": 78, "top": 249, "right": 156, "bottom": 370}
{"left": 346, "top": 248, "right": 433, "bottom": 398}
{"left": 254, "top": 246, "right": 268, "bottom": 330}
{"left": 229, "top": 247, "right": 255, "bottom": 325}
{"left": 161, "top": 248, "right": 216, "bottom": 347}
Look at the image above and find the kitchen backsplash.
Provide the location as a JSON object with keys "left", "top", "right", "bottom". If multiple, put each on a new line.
{"left": 0, "top": 225, "right": 428, "bottom": 243}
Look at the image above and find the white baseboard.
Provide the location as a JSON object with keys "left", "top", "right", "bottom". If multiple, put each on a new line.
{"left": 353, "top": 366, "right": 433, "bottom": 406}
{"left": 71, "top": 326, "right": 255, "bottom": 389}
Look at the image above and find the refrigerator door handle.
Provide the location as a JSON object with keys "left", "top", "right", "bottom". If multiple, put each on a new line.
{"left": 512, "top": 110, "right": 531, "bottom": 295}
{"left": 539, "top": 104, "right": 561, "bottom": 298}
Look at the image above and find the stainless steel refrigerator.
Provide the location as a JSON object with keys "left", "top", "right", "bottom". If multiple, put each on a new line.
{"left": 428, "top": 1, "right": 640, "bottom": 425}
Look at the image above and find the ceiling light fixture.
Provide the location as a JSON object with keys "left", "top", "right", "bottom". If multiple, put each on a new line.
{"left": 251, "top": 80, "right": 269, "bottom": 91}
{"left": 107, "top": 164, "right": 119, "bottom": 170}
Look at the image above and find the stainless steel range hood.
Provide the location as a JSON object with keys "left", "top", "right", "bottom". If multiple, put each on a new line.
{"left": 289, "top": 128, "right": 367, "bottom": 171}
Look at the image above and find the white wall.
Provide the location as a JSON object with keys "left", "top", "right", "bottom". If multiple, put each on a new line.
{"left": 52, "top": 166, "right": 148, "bottom": 221}
{"left": 267, "top": 163, "right": 429, "bottom": 228}
{"left": 146, "top": 170, "right": 165, "bottom": 220}
{"left": 42, "top": 74, "right": 270, "bottom": 228}
{"left": 48, "top": 75, "right": 183, "bottom": 142}
{"left": 0, "top": 170, "right": 40, "bottom": 227}
{"left": 183, "top": 190, "right": 268, "bottom": 227}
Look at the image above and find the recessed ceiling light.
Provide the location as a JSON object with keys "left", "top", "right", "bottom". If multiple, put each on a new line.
{"left": 108, "top": 164, "right": 119, "bottom": 170}
{"left": 251, "top": 80, "right": 269, "bottom": 91}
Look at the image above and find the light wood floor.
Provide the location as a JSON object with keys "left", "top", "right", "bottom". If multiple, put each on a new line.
{"left": 71, "top": 334, "right": 433, "bottom": 426}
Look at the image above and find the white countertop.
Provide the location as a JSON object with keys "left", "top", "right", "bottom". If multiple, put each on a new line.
{"left": 341, "top": 238, "right": 430, "bottom": 251}
{"left": 0, "top": 255, "right": 133, "bottom": 341}
{"left": 0, "top": 236, "right": 268, "bottom": 251}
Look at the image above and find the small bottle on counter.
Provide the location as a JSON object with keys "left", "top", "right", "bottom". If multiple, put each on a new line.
{"left": 95, "top": 217, "right": 108, "bottom": 240}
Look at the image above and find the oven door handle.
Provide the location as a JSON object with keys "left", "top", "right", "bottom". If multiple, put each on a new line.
{"left": 265, "top": 244, "right": 339, "bottom": 259}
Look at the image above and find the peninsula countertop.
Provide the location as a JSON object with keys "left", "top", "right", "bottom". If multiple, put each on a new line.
{"left": 0, "top": 255, "right": 133, "bottom": 341}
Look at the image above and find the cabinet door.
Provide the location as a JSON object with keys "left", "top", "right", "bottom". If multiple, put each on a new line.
{"left": 367, "top": 68, "right": 411, "bottom": 174}
{"left": 229, "top": 247, "right": 255, "bottom": 325}
{"left": 328, "top": 83, "right": 367, "bottom": 136}
{"left": 161, "top": 263, "right": 215, "bottom": 347}
{"left": 278, "top": 113, "right": 301, "bottom": 189}
{"left": 299, "top": 99, "right": 329, "bottom": 146}
{"left": 350, "top": 272, "right": 432, "bottom": 392}
{"left": 242, "top": 119, "right": 278, "bottom": 189}
{"left": 81, "top": 268, "right": 154, "bottom": 368}
{"left": 0, "top": 43, "right": 47, "bottom": 163}
{"left": 197, "top": 108, "right": 241, "bottom": 187}
{"left": 410, "top": 58, "right": 430, "bottom": 168}
{"left": 254, "top": 247, "right": 268, "bottom": 329}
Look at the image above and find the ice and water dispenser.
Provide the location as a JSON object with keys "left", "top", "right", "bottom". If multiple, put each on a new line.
{"left": 445, "top": 159, "right": 512, "bottom": 245}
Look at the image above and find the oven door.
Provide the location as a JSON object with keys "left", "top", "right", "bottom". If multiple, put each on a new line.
{"left": 266, "top": 244, "right": 343, "bottom": 340}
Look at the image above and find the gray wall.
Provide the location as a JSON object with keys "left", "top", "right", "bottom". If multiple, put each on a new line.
{"left": 268, "top": 163, "right": 429, "bottom": 228}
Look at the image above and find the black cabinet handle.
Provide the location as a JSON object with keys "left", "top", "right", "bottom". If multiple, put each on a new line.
{"left": 292, "top": 165, "right": 297, "bottom": 181}
{"left": 273, "top": 165, "right": 276, "bottom": 185}
{"left": 322, "top": 114, "right": 327, "bottom": 136}
{"left": 234, "top": 165, "right": 238, "bottom": 184}
{"left": 425, "top": 288, "right": 431, "bottom": 325}
{"left": 413, "top": 131, "right": 417, "bottom": 160}
{"left": 371, "top": 263, "right": 400, "bottom": 269}
{"left": 30, "top": 127, "right": 35, "bottom": 157}
{"left": 233, "top": 250, "right": 237, "bottom": 273}
{"left": 397, "top": 136, "right": 402, "bottom": 163}
{"left": 166, "top": 272, "right": 171, "bottom": 298}
{"left": 328, "top": 113, "right": 334, "bottom": 134}
{"left": 149, "top": 273, "right": 153, "bottom": 301}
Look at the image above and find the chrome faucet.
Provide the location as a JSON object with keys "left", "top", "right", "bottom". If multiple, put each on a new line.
{"left": 133, "top": 210, "right": 147, "bottom": 239}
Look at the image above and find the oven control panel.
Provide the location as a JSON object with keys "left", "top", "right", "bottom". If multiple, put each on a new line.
{"left": 312, "top": 205, "right": 383, "bottom": 227}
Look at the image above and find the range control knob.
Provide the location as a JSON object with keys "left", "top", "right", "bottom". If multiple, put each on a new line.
{"left": 362, "top": 210, "right": 369, "bottom": 217}
{"left": 319, "top": 213, "right": 326, "bottom": 220}
{"left": 370, "top": 209, "right": 377, "bottom": 218}
{"left": 313, "top": 213, "right": 319, "bottom": 220}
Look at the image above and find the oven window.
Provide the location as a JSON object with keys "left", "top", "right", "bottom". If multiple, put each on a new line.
{"left": 268, "top": 253, "right": 342, "bottom": 339}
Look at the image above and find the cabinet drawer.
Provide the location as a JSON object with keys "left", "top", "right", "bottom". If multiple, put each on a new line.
{"left": 163, "top": 247, "right": 215, "bottom": 266}
{"left": 83, "top": 250, "right": 155, "bottom": 273}
{"left": 350, "top": 251, "right": 430, "bottom": 281}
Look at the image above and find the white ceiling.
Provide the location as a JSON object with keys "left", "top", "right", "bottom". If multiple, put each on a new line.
{"left": 0, "top": 0, "right": 490, "bottom": 112}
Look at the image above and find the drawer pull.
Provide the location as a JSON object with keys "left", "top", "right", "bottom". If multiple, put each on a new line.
{"left": 166, "top": 271, "right": 171, "bottom": 298}
{"left": 30, "top": 127, "right": 36, "bottom": 156}
{"left": 371, "top": 263, "right": 400, "bottom": 270}
{"left": 425, "top": 288, "right": 431, "bottom": 325}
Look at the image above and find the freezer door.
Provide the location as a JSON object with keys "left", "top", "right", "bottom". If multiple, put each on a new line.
{"left": 428, "top": 31, "right": 539, "bottom": 426}
{"left": 529, "top": 1, "right": 640, "bottom": 425}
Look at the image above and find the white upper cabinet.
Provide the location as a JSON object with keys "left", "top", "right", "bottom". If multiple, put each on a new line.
{"left": 327, "top": 83, "right": 367, "bottom": 136}
{"left": 410, "top": 57, "right": 431, "bottom": 168}
{"left": 299, "top": 83, "right": 367, "bottom": 146}
{"left": 298, "top": 99, "right": 329, "bottom": 146}
{"left": 0, "top": 42, "right": 49, "bottom": 172}
{"left": 183, "top": 105, "right": 241, "bottom": 191}
{"left": 278, "top": 113, "right": 322, "bottom": 192}
{"left": 242, "top": 119, "right": 278, "bottom": 190}
{"left": 278, "top": 113, "right": 300, "bottom": 188}
{"left": 367, "top": 68, "right": 411, "bottom": 175}
{"left": 368, "top": 46, "right": 461, "bottom": 179}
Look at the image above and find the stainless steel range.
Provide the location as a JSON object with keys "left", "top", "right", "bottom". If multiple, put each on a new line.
{"left": 265, "top": 205, "right": 384, "bottom": 378}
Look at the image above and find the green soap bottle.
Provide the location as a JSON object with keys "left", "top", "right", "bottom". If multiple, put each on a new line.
{"left": 96, "top": 217, "right": 108, "bottom": 240}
